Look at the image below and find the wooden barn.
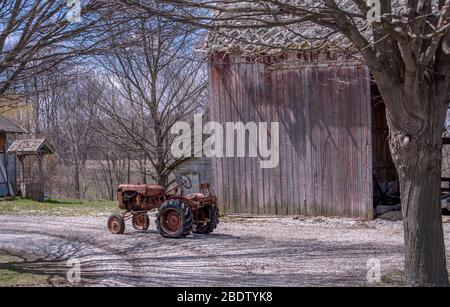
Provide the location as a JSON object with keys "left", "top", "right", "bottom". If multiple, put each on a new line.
{"left": 0, "top": 115, "right": 25, "bottom": 196}
{"left": 206, "top": 27, "right": 397, "bottom": 219}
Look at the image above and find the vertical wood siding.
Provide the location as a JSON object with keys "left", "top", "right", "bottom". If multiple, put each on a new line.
{"left": 209, "top": 54, "right": 373, "bottom": 218}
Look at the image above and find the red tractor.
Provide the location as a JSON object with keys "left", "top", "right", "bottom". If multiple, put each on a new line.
{"left": 107, "top": 175, "right": 220, "bottom": 238}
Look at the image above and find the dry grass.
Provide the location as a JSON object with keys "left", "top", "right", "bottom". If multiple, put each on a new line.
{"left": 0, "top": 197, "right": 118, "bottom": 216}
{"left": 0, "top": 251, "right": 69, "bottom": 287}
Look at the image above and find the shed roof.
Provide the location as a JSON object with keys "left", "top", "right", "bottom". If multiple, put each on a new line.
{"left": 204, "top": 1, "right": 407, "bottom": 55}
{"left": 206, "top": 22, "right": 349, "bottom": 55}
{"left": 0, "top": 115, "right": 25, "bottom": 134}
{"left": 204, "top": 1, "right": 353, "bottom": 55}
{"left": 8, "top": 139, "right": 55, "bottom": 155}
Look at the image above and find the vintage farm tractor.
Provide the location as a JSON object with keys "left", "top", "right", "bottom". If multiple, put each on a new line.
{"left": 107, "top": 175, "right": 220, "bottom": 238}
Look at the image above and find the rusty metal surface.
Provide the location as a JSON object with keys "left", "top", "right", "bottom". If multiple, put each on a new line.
{"left": 118, "top": 184, "right": 165, "bottom": 197}
{"left": 107, "top": 215, "right": 125, "bottom": 235}
{"left": 111, "top": 178, "right": 219, "bottom": 236}
{"left": 132, "top": 213, "right": 149, "bottom": 230}
{"left": 109, "top": 220, "right": 121, "bottom": 233}
{"left": 160, "top": 209, "right": 182, "bottom": 234}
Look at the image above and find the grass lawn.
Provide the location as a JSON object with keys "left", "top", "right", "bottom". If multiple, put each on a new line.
{"left": 0, "top": 251, "right": 70, "bottom": 287}
{"left": 0, "top": 197, "right": 118, "bottom": 216}
{"left": 0, "top": 252, "right": 47, "bottom": 287}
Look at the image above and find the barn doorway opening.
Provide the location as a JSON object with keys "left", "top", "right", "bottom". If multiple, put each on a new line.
{"left": 371, "top": 82, "right": 450, "bottom": 218}
{"left": 370, "top": 81, "right": 401, "bottom": 217}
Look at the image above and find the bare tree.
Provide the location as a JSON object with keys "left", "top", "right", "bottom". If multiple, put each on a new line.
{"left": 27, "top": 69, "right": 101, "bottom": 199}
{"left": 21, "top": 61, "right": 77, "bottom": 137}
{"left": 91, "top": 142, "right": 131, "bottom": 201}
{"left": 113, "top": 0, "right": 450, "bottom": 286}
{"left": 93, "top": 15, "right": 207, "bottom": 186}
{"left": 0, "top": 0, "right": 120, "bottom": 96}
{"left": 56, "top": 75, "right": 101, "bottom": 198}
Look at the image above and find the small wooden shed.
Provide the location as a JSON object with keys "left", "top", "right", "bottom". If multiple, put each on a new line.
{"left": 0, "top": 115, "right": 25, "bottom": 196}
{"left": 206, "top": 27, "right": 396, "bottom": 219}
{"left": 8, "top": 138, "right": 55, "bottom": 201}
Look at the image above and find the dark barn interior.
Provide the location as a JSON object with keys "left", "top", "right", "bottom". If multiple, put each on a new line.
{"left": 370, "top": 83, "right": 400, "bottom": 209}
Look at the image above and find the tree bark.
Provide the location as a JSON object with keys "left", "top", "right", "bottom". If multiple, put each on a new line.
{"left": 387, "top": 92, "right": 449, "bottom": 287}
{"left": 156, "top": 171, "right": 168, "bottom": 187}
{"left": 141, "top": 155, "right": 147, "bottom": 184}
{"left": 74, "top": 161, "right": 81, "bottom": 199}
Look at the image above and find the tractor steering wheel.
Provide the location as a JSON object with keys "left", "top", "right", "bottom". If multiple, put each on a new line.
{"left": 181, "top": 175, "right": 192, "bottom": 190}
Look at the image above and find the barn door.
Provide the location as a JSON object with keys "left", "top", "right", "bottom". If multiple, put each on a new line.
{"left": 182, "top": 173, "right": 199, "bottom": 195}
{"left": 0, "top": 154, "right": 13, "bottom": 196}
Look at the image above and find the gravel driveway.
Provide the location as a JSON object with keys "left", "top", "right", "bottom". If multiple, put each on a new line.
{"left": 0, "top": 213, "right": 449, "bottom": 286}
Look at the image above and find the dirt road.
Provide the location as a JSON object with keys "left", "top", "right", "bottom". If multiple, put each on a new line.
{"left": 0, "top": 214, "right": 449, "bottom": 286}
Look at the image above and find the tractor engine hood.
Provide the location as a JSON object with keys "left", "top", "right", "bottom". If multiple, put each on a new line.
{"left": 118, "top": 184, "right": 165, "bottom": 197}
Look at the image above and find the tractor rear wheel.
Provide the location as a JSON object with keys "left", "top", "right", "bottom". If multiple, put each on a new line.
{"left": 108, "top": 214, "right": 125, "bottom": 234}
{"left": 156, "top": 200, "right": 192, "bottom": 238}
{"left": 132, "top": 213, "right": 150, "bottom": 230}
{"left": 192, "top": 205, "right": 220, "bottom": 234}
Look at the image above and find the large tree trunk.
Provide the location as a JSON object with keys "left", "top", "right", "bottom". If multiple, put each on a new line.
{"left": 386, "top": 90, "right": 449, "bottom": 286}
{"left": 157, "top": 173, "right": 168, "bottom": 187}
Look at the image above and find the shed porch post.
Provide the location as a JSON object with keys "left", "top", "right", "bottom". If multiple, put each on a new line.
{"left": 37, "top": 152, "right": 45, "bottom": 202}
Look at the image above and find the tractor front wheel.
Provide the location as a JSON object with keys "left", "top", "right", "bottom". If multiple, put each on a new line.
{"left": 132, "top": 213, "right": 150, "bottom": 230}
{"left": 156, "top": 200, "right": 192, "bottom": 238}
{"left": 108, "top": 214, "right": 125, "bottom": 234}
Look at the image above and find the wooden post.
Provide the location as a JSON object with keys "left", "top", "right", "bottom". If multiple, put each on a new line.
{"left": 18, "top": 155, "right": 25, "bottom": 198}
{"left": 37, "top": 152, "right": 45, "bottom": 202}
{"left": 3, "top": 134, "right": 9, "bottom": 195}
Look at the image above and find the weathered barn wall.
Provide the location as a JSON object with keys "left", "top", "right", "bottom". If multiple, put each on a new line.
{"left": 0, "top": 132, "right": 17, "bottom": 196}
{"left": 209, "top": 53, "right": 374, "bottom": 218}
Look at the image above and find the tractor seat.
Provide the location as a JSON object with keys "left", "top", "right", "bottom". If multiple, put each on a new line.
{"left": 185, "top": 193, "right": 205, "bottom": 201}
